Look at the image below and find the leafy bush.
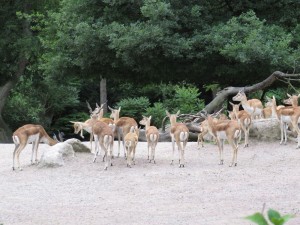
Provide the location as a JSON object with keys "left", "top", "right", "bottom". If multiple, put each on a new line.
{"left": 145, "top": 102, "right": 166, "bottom": 128}
{"left": 246, "top": 208, "right": 294, "bottom": 225}
{"left": 164, "top": 85, "right": 205, "bottom": 114}
{"left": 3, "top": 78, "right": 44, "bottom": 130}
{"left": 116, "top": 97, "right": 150, "bottom": 121}
{"left": 264, "top": 87, "right": 298, "bottom": 105}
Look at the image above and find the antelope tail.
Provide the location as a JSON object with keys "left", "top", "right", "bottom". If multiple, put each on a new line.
{"left": 179, "top": 131, "right": 188, "bottom": 142}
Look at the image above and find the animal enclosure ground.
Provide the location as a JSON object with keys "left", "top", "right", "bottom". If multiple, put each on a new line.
{"left": 0, "top": 140, "right": 299, "bottom": 225}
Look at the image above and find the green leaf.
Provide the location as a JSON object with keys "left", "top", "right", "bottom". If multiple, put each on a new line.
{"left": 245, "top": 213, "right": 269, "bottom": 225}
{"left": 268, "top": 209, "right": 295, "bottom": 225}
{"left": 268, "top": 209, "right": 281, "bottom": 224}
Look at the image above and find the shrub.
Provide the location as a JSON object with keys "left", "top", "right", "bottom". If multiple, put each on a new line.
{"left": 116, "top": 97, "right": 150, "bottom": 121}
{"left": 145, "top": 102, "right": 166, "bottom": 128}
{"left": 164, "top": 85, "right": 205, "bottom": 114}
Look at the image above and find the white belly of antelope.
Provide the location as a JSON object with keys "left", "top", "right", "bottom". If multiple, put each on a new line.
{"left": 281, "top": 116, "right": 291, "bottom": 123}
{"left": 216, "top": 131, "right": 227, "bottom": 140}
{"left": 27, "top": 134, "right": 39, "bottom": 144}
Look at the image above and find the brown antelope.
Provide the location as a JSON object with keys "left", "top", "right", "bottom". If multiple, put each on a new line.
{"left": 232, "top": 90, "right": 263, "bottom": 119}
{"left": 268, "top": 96, "right": 300, "bottom": 147}
{"left": 283, "top": 93, "right": 300, "bottom": 107}
{"left": 166, "top": 110, "right": 189, "bottom": 168}
{"left": 109, "top": 106, "right": 138, "bottom": 158}
{"left": 12, "top": 124, "right": 58, "bottom": 171}
{"left": 92, "top": 121, "right": 115, "bottom": 170}
{"left": 197, "top": 114, "right": 227, "bottom": 148}
{"left": 88, "top": 102, "right": 114, "bottom": 125}
{"left": 139, "top": 115, "right": 159, "bottom": 163}
{"left": 70, "top": 114, "right": 99, "bottom": 152}
{"left": 124, "top": 126, "right": 139, "bottom": 167}
{"left": 229, "top": 102, "right": 251, "bottom": 147}
{"left": 206, "top": 115, "right": 241, "bottom": 166}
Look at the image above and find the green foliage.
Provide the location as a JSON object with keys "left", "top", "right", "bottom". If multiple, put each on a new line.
{"left": 116, "top": 97, "right": 150, "bottom": 121}
{"left": 52, "top": 112, "right": 89, "bottom": 134}
{"left": 145, "top": 102, "right": 165, "bottom": 128}
{"left": 3, "top": 77, "right": 44, "bottom": 130}
{"left": 265, "top": 88, "right": 294, "bottom": 105}
{"left": 3, "top": 75, "right": 80, "bottom": 130}
{"left": 164, "top": 85, "right": 205, "bottom": 114}
{"left": 246, "top": 208, "right": 294, "bottom": 225}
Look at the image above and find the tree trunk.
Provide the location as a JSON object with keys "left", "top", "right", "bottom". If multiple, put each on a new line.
{"left": 0, "top": 81, "right": 15, "bottom": 142}
{"left": 100, "top": 77, "right": 107, "bottom": 114}
{"left": 202, "top": 71, "right": 300, "bottom": 114}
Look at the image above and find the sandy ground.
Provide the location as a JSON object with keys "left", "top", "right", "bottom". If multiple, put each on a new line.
{"left": 0, "top": 140, "right": 299, "bottom": 225}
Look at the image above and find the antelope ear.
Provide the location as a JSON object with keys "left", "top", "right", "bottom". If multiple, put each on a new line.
{"left": 166, "top": 110, "right": 171, "bottom": 117}
{"left": 272, "top": 95, "right": 276, "bottom": 100}
{"left": 265, "top": 96, "right": 271, "bottom": 101}
{"left": 229, "top": 101, "right": 234, "bottom": 106}
{"left": 108, "top": 106, "right": 114, "bottom": 111}
{"left": 298, "top": 94, "right": 300, "bottom": 97}
{"left": 148, "top": 116, "right": 152, "bottom": 121}
{"left": 70, "top": 121, "right": 77, "bottom": 124}
{"left": 176, "top": 110, "right": 180, "bottom": 116}
{"left": 287, "top": 93, "right": 291, "bottom": 97}
{"left": 118, "top": 107, "right": 121, "bottom": 111}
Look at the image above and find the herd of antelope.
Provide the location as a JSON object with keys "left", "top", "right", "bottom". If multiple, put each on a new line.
{"left": 11, "top": 91, "right": 300, "bottom": 171}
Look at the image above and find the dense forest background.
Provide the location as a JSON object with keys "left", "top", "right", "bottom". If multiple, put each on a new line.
{"left": 1, "top": 0, "right": 300, "bottom": 142}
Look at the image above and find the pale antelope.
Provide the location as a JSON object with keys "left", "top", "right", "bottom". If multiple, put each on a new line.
{"left": 109, "top": 106, "right": 138, "bottom": 158}
{"left": 139, "top": 115, "right": 159, "bottom": 163}
{"left": 197, "top": 114, "right": 227, "bottom": 148}
{"left": 166, "top": 110, "right": 189, "bottom": 168}
{"left": 283, "top": 93, "right": 300, "bottom": 107}
{"left": 232, "top": 90, "right": 263, "bottom": 119}
{"left": 267, "top": 96, "right": 300, "bottom": 147}
{"left": 124, "top": 126, "right": 139, "bottom": 167}
{"left": 92, "top": 121, "right": 115, "bottom": 170}
{"left": 229, "top": 102, "right": 251, "bottom": 147}
{"left": 70, "top": 114, "right": 99, "bottom": 152}
{"left": 206, "top": 115, "right": 241, "bottom": 166}
{"left": 12, "top": 124, "right": 58, "bottom": 171}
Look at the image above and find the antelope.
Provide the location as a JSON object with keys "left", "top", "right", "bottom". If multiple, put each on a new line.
{"left": 268, "top": 96, "right": 300, "bottom": 147}
{"left": 12, "top": 124, "right": 58, "bottom": 171}
{"left": 88, "top": 102, "right": 114, "bottom": 125}
{"left": 124, "top": 126, "right": 139, "bottom": 167}
{"left": 197, "top": 114, "right": 227, "bottom": 148}
{"left": 166, "top": 110, "right": 189, "bottom": 168}
{"left": 283, "top": 93, "right": 300, "bottom": 107}
{"left": 206, "top": 115, "right": 241, "bottom": 166}
{"left": 70, "top": 114, "right": 99, "bottom": 152}
{"left": 92, "top": 121, "right": 115, "bottom": 170}
{"left": 232, "top": 90, "right": 263, "bottom": 119}
{"left": 139, "top": 115, "right": 159, "bottom": 163}
{"left": 108, "top": 106, "right": 138, "bottom": 158}
{"left": 229, "top": 102, "right": 252, "bottom": 147}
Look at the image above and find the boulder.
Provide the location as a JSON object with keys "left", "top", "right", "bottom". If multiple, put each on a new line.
{"left": 38, "top": 149, "right": 64, "bottom": 168}
{"left": 249, "top": 118, "right": 281, "bottom": 140}
{"left": 65, "top": 138, "right": 91, "bottom": 153}
{"left": 38, "top": 142, "right": 75, "bottom": 168}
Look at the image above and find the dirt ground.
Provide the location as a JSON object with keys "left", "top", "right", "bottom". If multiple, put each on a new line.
{"left": 0, "top": 140, "right": 299, "bottom": 225}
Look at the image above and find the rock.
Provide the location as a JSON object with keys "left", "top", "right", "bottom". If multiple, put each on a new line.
{"left": 38, "top": 142, "right": 76, "bottom": 168}
{"left": 38, "top": 149, "right": 64, "bottom": 168}
{"left": 55, "top": 142, "right": 75, "bottom": 157}
{"left": 65, "top": 138, "right": 91, "bottom": 153}
{"left": 250, "top": 118, "right": 281, "bottom": 140}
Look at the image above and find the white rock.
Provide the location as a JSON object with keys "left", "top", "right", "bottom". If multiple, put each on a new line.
{"left": 38, "top": 149, "right": 64, "bottom": 168}
{"left": 65, "top": 138, "right": 91, "bottom": 153}
{"left": 250, "top": 118, "right": 281, "bottom": 140}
